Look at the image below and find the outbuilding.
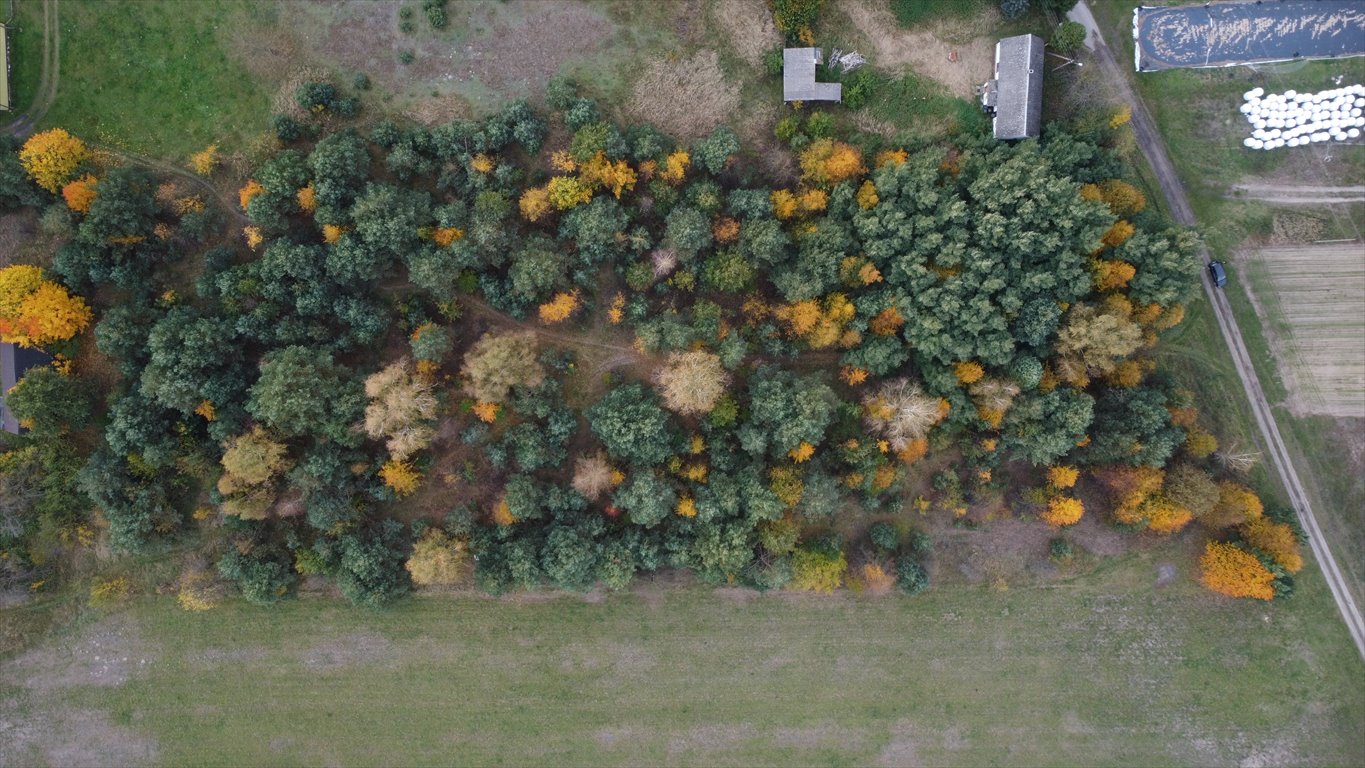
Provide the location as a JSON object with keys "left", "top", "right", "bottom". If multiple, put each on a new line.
{"left": 782, "top": 47, "right": 841, "bottom": 103}
{"left": 980, "top": 34, "right": 1045, "bottom": 140}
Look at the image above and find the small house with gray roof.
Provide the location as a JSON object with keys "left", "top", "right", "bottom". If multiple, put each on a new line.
{"left": 783, "top": 47, "right": 841, "bottom": 102}
{"left": 980, "top": 34, "right": 1044, "bottom": 140}
{"left": 1, "top": 342, "right": 52, "bottom": 434}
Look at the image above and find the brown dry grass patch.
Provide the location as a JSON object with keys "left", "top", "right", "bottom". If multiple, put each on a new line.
{"left": 712, "top": 0, "right": 781, "bottom": 67}
{"left": 839, "top": 0, "right": 995, "bottom": 99}
{"left": 627, "top": 49, "right": 741, "bottom": 141}
{"left": 1243, "top": 243, "right": 1365, "bottom": 417}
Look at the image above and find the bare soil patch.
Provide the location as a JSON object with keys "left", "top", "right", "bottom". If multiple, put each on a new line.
{"left": 594, "top": 724, "right": 642, "bottom": 748}
{"left": 237, "top": 1, "right": 617, "bottom": 112}
{"left": 773, "top": 722, "right": 869, "bottom": 750}
{"left": 839, "top": 0, "right": 995, "bottom": 99}
{"left": 301, "top": 631, "right": 395, "bottom": 668}
{"left": 0, "top": 208, "right": 59, "bottom": 268}
{"left": 1227, "top": 183, "right": 1365, "bottom": 205}
{"left": 627, "top": 49, "right": 741, "bottom": 141}
{"left": 1242, "top": 243, "right": 1365, "bottom": 417}
{"left": 712, "top": 0, "right": 781, "bottom": 67}
{"left": 0, "top": 701, "right": 158, "bottom": 768}
{"left": 666, "top": 723, "right": 758, "bottom": 755}
{"left": 878, "top": 719, "right": 922, "bottom": 768}
{"left": 737, "top": 100, "right": 800, "bottom": 184}
{"left": 5, "top": 614, "right": 153, "bottom": 691}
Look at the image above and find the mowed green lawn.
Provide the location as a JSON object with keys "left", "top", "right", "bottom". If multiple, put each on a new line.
{"left": 6, "top": 547, "right": 1362, "bottom": 767}
{"left": 41, "top": 0, "right": 272, "bottom": 160}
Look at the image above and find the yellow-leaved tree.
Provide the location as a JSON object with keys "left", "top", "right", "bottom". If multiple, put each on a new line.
{"left": 538, "top": 291, "right": 579, "bottom": 324}
{"left": 20, "top": 128, "right": 90, "bottom": 193}
{"left": 1041, "top": 495, "right": 1084, "bottom": 527}
{"left": 0, "top": 265, "right": 93, "bottom": 347}
{"left": 798, "top": 138, "right": 866, "bottom": 187}
{"left": 189, "top": 144, "right": 219, "bottom": 176}
{"left": 405, "top": 529, "right": 470, "bottom": 586}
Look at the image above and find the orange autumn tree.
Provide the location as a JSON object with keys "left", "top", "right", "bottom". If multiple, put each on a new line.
{"left": 61, "top": 174, "right": 98, "bottom": 214}
{"left": 20, "top": 128, "right": 90, "bottom": 193}
{"left": 0, "top": 265, "right": 93, "bottom": 347}
{"left": 658, "top": 150, "right": 690, "bottom": 184}
{"left": 1240, "top": 518, "right": 1304, "bottom": 574}
{"left": 578, "top": 151, "right": 637, "bottom": 198}
{"left": 1206, "top": 481, "right": 1263, "bottom": 529}
{"left": 1199, "top": 541, "right": 1275, "bottom": 600}
{"left": 1091, "top": 259, "right": 1136, "bottom": 291}
{"left": 798, "top": 138, "right": 866, "bottom": 187}
{"left": 1093, "top": 465, "right": 1164, "bottom": 525}
{"left": 1100, "top": 220, "right": 1135, "bottom": 248}
{"left": 773, "top": 293, "right": 856, "bottom": 349}
{"left": 238, "top": 179, "right": 264, "bottom": 210}
{"left": 855, "top": 180, "right": 879, "bottom": 209}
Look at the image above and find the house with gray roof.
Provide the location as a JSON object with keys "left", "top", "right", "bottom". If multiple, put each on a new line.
{"left": 1, "top": 342, "right": 53, "bottom": 434}
{"left": 783, "top": 48, "right": 841, "bottom": 102}
{"left": 980, "top": 34, "right": 1044, "bottom": 140}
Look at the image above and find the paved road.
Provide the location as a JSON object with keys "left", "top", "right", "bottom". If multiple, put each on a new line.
{"left": 1075, "top": 1, "right": 1365, "bottom": 662}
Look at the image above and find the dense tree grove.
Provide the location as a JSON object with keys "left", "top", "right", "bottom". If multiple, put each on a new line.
{"left": 0, "top": 81, "right": 1278, "bottom": 606}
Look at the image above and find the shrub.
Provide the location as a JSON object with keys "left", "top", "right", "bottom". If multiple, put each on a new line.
{"left": 790, "top": 547, "right": 847, "bottom": 593}
{"left": 860, "top": 562, "right": 896, "bottom": 595}
{"left": 842, "top": 69, "right": 878, "bottom": 109}
{"left": 1051, "top": 21, "right": 1086, "bottom": 53}
{"left": 88, "top": 576, "right": 131, "bottom": 607}
{"left": 1000, "top": 0, "right": 1031, "bottom": 21}
{"left": 868, "top": 521, "right": 898, "bottom": 553}
{"left": 1049, "top": 537, "right": 1073, "bottom": 561}
{"left": 763, "top": 47, "right": 785, "bottom": 76}
{"left": 406, "top": 529, "right": 469, "bottom": 586}
{"left": 770, "top": 0, "right": 825, "bottom": 41}
{"left": 895, "top": 555, "right": 929, "bottom": 594}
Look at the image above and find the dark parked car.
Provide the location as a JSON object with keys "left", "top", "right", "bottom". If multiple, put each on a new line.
{"left": 1208, "top": 260, "right": 1228, "bottom": 288}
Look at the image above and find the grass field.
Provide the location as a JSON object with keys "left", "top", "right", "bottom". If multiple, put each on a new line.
{"left": 39, "top": 0, "right": 272, "bottom": 160}
{"left": 3, "top": 544, "right": 1362, "bottom": 767}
